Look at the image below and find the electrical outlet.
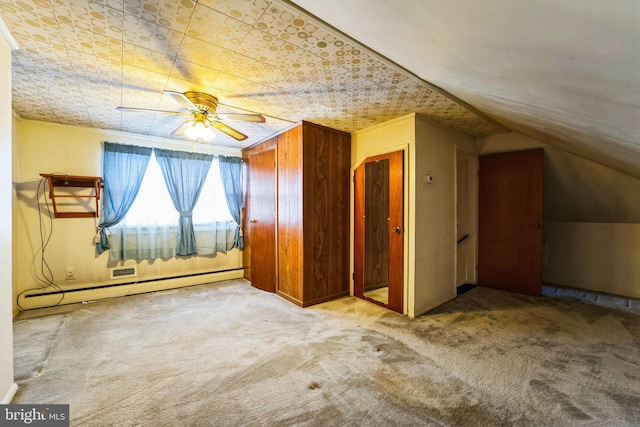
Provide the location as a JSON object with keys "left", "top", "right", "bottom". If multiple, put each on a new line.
{"left": 65, "top": 267, "right": 75, "bottom": 280}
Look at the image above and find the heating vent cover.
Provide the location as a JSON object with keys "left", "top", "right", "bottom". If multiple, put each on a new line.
{"left": 110, "top": 266, "right": 137, "bottom": 280}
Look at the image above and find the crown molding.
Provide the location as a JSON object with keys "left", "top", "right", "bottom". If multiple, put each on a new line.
{"left": 0, "top": 16, "right": 20, "bottom": 51}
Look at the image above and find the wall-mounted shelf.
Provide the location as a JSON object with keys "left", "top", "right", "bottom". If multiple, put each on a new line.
{"left": 40, "top": 174, "right": 104, "bottom": 218}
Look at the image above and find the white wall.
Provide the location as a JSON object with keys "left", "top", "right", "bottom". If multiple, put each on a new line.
{"left": 0, "top": 22, "right": 17, "bottom": 404}
{"left": 15, "top": 119, "right": 244, "bottom": 310}
{"left": 351, "top": 113, "right": 477, "bottom": 317}
{"left": 478, "top": 132, "right": 640, "bottom": 298}
{"left": 413, "top": 115, "right": 475, "bottom": 316}
{"left": 544, "top": 222, "right": 640, "bottom": 299}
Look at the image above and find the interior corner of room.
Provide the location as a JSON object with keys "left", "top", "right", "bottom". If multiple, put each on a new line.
{"left": 11, "top": 111, "right": 640, "bottom": 318}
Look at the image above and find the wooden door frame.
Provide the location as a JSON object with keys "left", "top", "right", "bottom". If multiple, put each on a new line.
{"left": 353, "top": 150, "right": 405, "bottom": 314}
{"left": 455, "top": 149, "right": 479, "bottom": 287}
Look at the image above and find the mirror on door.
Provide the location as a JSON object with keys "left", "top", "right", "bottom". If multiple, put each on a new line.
{"left": 354, "top": 150, "right": 404, "bottom": 313}
{"left": 363, "top": 160, "right": 390, "bottom": 305}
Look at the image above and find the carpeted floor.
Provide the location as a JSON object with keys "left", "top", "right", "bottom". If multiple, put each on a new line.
{"left": 12, "top": 279, "right": 640, "bottom": 426}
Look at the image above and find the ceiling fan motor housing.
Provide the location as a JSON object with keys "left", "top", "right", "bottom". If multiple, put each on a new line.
{"left": 184, "top": 91, "right": 219, "bottom": 113}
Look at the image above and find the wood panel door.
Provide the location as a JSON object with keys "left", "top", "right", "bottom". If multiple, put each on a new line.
{"left": 247, "top": 148, "right": 277, "bottom": 292}
{"left": 301, "top": 122, "right": 351, "bottom": 304}
{"left": 478, "top": 149, "right": 543, "bottom": 296}
{"left": 276, "top": 126, "right": 304, "bottom": 303}
{"left": 354, "top": 150, "right": 404, "bottom": 313}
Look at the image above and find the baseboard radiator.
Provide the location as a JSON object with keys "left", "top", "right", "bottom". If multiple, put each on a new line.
{"left": 20, "top": 268, "right": 245, "bottom": 310}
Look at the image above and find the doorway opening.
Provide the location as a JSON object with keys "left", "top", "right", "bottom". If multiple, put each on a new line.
{"left": 456, "top": 150, "right": 478, "bottom": 288}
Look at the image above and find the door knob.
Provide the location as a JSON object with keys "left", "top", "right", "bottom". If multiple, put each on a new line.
{"left": 392, "top": 226, "right": 403, "bottom": 234}
{"left": 249, "top": 219, "right": 256, "bottom": 223}
{"left": 532, "top": 223, "right": 542, "bottom": 229}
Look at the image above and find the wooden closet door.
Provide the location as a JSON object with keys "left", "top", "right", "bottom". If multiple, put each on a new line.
{"left": 276, "top": 126, "right": 304, "bottom": 303}
{"left": 478, "top": 148, "right": 543, "bottom": 296}
{"left": 247, "top": 148, "right": 277, "bottom": 292}
{"left": 301, "top": 122, "right": 351, "bottom": 304}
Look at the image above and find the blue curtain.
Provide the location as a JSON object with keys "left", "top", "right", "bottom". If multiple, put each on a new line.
{"left": 218, "top": 156, "right": 244, "bottom": 249}
{"left": 97, "top": 142, "right": 152, "bottom": 254}
{"left": 155, "top": 148, "right": 213, "bottom": 256}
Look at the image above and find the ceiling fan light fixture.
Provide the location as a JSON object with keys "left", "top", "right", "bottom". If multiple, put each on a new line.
{"left": 184, "top": 116, "right": 214, "bottom": 141}
{"left": 118, "top": 91, "right": 266, "bottom": 142}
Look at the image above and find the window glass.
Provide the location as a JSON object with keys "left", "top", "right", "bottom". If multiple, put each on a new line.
{"left": 193, "top": 158, "right": 234, "bottom": 224}
{"left": 122, "top": 153, "right": 232, "bottom": 227}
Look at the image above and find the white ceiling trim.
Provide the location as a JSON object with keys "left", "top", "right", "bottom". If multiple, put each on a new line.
{"left": 0, "top": 15, "right": 20, "bottom": 50}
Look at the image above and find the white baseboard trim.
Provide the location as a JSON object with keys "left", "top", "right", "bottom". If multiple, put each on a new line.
{"left": 18, "top": 269, "right": 245, "bottom": 310}
{"left": 2, "top": 383, "right": 18, "bottom": 404}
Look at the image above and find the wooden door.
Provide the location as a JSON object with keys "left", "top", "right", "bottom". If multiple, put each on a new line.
{"left": 301, "top": 123, "right": 352, "bottom": 305}
{"left": 276, "top": 126, "right": 304, "bottom": 303}
{"left": 354, "top": 150, "right": 404, "bottom": 313}
{"left": 478, "top": 149, "right": 543, "bottom": 296}
{"left": 247, "top": 148, "right": 277, "bottom": 292}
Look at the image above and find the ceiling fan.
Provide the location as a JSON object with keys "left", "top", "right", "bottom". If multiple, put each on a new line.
{"left": 117, "top": 91, "right": 266, "bottom": 141}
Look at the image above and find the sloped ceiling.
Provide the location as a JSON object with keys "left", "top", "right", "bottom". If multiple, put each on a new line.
{"left": 292, "top": 0, "right": 640, "bottom": 178}
{"left": 3, "top": 1, "right": 638, "bottom": 179}
{"left": 1, "top": 0, "right": 505, "bottom": 150}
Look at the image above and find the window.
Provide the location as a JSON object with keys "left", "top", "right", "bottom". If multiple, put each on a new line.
{"left": 122, "top": 153, "right": 233, "bottom": 227}
{"left": 109, "top": 153, "right": 236, "bottom": 261}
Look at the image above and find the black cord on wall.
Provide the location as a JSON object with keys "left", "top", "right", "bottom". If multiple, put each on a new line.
{"left": 16, "top": 177, "right": 65, "bottom": 310}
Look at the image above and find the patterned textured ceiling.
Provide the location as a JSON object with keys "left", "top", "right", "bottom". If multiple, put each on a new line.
{"left": 2, "top": 0, "right": 505, "bottom": 148}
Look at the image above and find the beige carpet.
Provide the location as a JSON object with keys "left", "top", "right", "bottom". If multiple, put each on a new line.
{"left": 12, "top": 279, "right": 640, "bottom": 426}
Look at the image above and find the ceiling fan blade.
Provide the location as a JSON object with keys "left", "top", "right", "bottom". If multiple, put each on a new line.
{"left": 209, "top": 120, "right": 248, "bottom": 141}
{"left": 217, "top": 101, "right": 296, "bottom": 123}
{"left": 164, "top": 91, "right": 199, "bottom": 112}
{"left": 215, "top": 113, "right": 266, "bottom": 123}
{"left": 170, "top": 120, "right": 193, "bottom": 136}
{"left": 116, "top": 107, "right": 189, "bottom": 116}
